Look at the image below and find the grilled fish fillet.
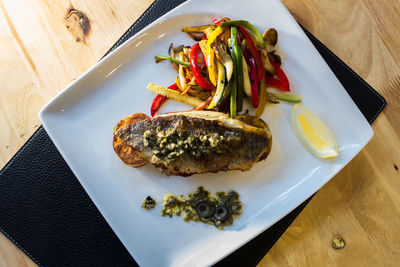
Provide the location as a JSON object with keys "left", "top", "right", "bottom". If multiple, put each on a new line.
{"left": 113, "top": 111, "right": 272, "bottom": 176}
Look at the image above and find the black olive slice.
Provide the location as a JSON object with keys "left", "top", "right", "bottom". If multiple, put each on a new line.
{"left": 195, "top": 201, "right": 212, "bottom": 218}
{"left": 213, "top": 205, "right": 229, "bottom": 222}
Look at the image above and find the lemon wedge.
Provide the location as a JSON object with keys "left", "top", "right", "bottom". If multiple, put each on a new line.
{"left": 291, "top": 104, "right": 338, "bottom": 159}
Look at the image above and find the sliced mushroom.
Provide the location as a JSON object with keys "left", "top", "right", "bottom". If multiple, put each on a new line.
{"left": 187, "top": 32, "right": 204, "bottom": 41}
{"left": 263, "top": 28, "right": 278, "bottom": 46}
{"left": 260, "top": 49, "right": 276, "bottom": 75}
{"left": 178, "top": 52, "right": 187, "bottom": 90}
{"left": 183, "top": 46, "right": 191, "bottom": 58}
{"left": 188, "top": 87, "right": 211, "bottom": 101}
{"left": 214, "top": 44, "right": 233, "bottom": 81}
{"left": 268, "top": 51, "right": 282, "bottom": 66}
{"left": 168, "top": 43, "right": 179, "bottom": 72}
{"left": 173, "top": 44, "right": 184, "bottom": 53}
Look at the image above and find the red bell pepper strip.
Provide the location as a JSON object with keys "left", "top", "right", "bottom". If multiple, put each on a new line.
{"left": 265, "top": 76, "right": 290, "bottom": 92}
{"left": 213, "top": 18, "right": 222, "bottom": 26}
{"left": 213, "top": 17, "right": 231, "bottom": 26}
{"left": 248, "top": 57, "right": 259, "bottom": 107}
{"left": 270, "top": 60, "right": 289, "bottom": 90}
{"left": 201, "top": 51, "right": 208, "bottom": 69}
{"left": 150, "top": 83, "right": 178, "bottom": 116}
{"left": 190, "top": 43, "right": 214, "bottom": 90}
{"left": 238, "top": 26, "right": 264, "bottom": 83}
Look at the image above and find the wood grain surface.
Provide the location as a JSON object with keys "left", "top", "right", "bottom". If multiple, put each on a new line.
{"left": 0, "top": 0, "right": 399, "bottom": 266}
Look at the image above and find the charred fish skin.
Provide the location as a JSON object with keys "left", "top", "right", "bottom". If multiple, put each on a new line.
{"left": 115, "top": 111, "right": 272, "bottom": 176}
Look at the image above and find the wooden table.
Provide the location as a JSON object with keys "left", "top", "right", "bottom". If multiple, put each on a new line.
{"left": 0, "top": 0, "right": 399, "bottom": 265}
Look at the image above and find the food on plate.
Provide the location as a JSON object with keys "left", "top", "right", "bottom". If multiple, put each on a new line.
{"left": 263, "top": 28, "right": 278, "bottom": 47}
{"left": 113, "top": 110, "right": 272, "bottom": 176}
{"left": 113, "top": 113, "right": 148, "bottom": 167}
{"left": 291, "top": 104, "right": 338, "bottom": 158}
{"left": 141, "top": 196, "right": 156, "bottom": 210}
{"left": 161, "top": 186, "right": 242, "bottom": 229}
{"left": 149, "top": 17, "right": 301, "bottom": 118}
{"left": 113, "top": 18, "right": 337, "bottom": 176}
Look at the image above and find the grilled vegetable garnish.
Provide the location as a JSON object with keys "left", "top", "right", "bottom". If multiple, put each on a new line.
{"left": 151, "top": 18, "right": 294, "bottom": 117}
{"left": 114, "top": 111, "right": 272, "bottom": 176}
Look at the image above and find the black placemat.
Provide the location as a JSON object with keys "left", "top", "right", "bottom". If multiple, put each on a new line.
{"left": 0, "top": 0, "right": 386, "bottom": 266}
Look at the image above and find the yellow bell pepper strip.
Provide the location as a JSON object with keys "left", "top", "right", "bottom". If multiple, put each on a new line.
{"left": 181, "top": 25, "right": 216, "bottom": 33}
{"left": 199, "top": 40, "right": 218, "bottom": 87}
{"left": 238, "top": 25, "right": 265, "bottom": 82}
{"left": 150, "top": 83, "right": 178, "bottom": 117}
{"left": 214, "top": 44, "right": 233, "bottom": 81}
{"left": 147, "top": 83, "right": 203, "bottom": 107}
{"left": 221, "top": 20, "right": 265, "bottom": 48}
{"left": 230, "top": 26, "right": 244, "bottom": 112}
{"left": 175, "top": 76, "right": 184, "bottom": 91}
{"left": 189, "top": 43, "right": 214, "bottom": 90}
{"left": 195, "top": 27, "right": 220, "bottom": 86}
{"left": 155, "top": 55, "right": 191, "bottom": 68}
{"left": 256, "top": 76, "right": 267, "bottom": 117}
{"left": 203, "top": 27, "right": 214, "bottom": 38}
{"left": 206, "top": 48, "right": 217, "bottom": 86}
{"left": 198, "top": 40, "right": 209, "bottom": 69}
{"left": 205, "top": 26, "right": 225, "bottom": 85}
{"left": 207, "top": 61, "right": 226, "bottom": 109}
{"left": 207, "top": 26, "right": 225, "bottom": 47}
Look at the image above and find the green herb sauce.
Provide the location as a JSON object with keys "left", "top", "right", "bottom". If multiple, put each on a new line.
{"left": 141, "top": 196, "right": 156, "bottom": 210}
{"left": 161, "top": 186, "right": 242, "bottom": 230}
{"left": 143, "top": 128, "right": 231, "bottom": 164}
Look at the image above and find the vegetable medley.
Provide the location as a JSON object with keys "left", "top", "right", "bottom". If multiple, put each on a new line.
{"left": 147, "top": 18, "right": 301, "bottom": 118}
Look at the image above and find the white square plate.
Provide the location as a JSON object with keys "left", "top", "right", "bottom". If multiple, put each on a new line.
{"left": 39, "top": 0, "right": 373, "bottom": 266}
